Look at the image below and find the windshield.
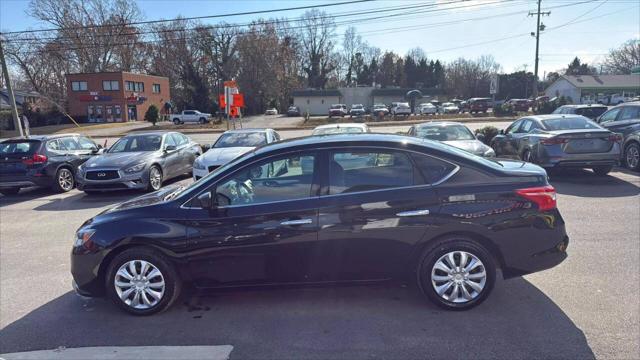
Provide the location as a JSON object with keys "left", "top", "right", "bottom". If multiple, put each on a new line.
{"left": 575, "top": 107, "right": 608, "bottom": 119}
{"left": 214, "top": 132, "right": 267, "bottom": 148}
{"left": 109, "top": 135, "right": 162, "bottom": 153}
{"left": 542, "top": 117, "right": 602, "bottom": 130}
{"left": 416, "top": 125, "right": 475, "bottom": 141}
{"left": 0, "top": 141, "right": 40, "bottom": 155}
{"left": 352, "top": 105, "right": 364, "bottom": 109}
{"left": 312, "top": 126, "right": 364, "bottom": 135}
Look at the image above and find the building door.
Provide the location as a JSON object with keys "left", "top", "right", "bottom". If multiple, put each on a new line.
{"left": 87, "top": 106, "right": 94, "bottom": 122}
{"left": 95, "top": 106, "right": 103, "bottom": 122}
{"left": 127, "top": 105, "right": 137, "bottom": 121}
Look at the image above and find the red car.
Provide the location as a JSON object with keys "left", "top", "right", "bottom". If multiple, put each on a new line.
{"left": 507, "top": 99, "right": 531, "bottom": 112}
{"left": 467, "top": 98, "right": 491, "bottom": 114}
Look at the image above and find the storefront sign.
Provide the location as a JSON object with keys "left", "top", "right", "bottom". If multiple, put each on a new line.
{"left": 78, "top": 95, "right": 112, "bottom": 102}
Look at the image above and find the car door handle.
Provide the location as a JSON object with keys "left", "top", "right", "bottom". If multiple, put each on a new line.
{"left": 396, "top": 210, "right": 430, "bottom": 217}
{"left": 280, "top": 219, "right": 313, "bottom": 226}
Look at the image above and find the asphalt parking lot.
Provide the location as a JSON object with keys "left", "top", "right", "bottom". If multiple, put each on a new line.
{"left": 0, "top": 125, "right": 638, "bottom": 359}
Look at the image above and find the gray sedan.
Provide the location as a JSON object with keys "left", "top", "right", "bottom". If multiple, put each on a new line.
{"left": 76, "top": 131, "right": 201, "bottom": 193}
{"left": 407, "top": 122, "right": 495, "bottom": 157}
{"left": 491, "top": 115, "right": 621, "bottom": 175}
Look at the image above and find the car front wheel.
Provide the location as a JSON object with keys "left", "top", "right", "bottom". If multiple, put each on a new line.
{"left": 173, "top": 118, "right": 180, "bottom": 125}
{"left": 624, "top": 142, "right": 640, "bottom": 171}
{"left": 417, "top": 236, "right": 496, "bottom": 310}
{"left": 53, "top": 167, "right": 75, "bottom": 192}
{"left": 146, "top": 165, "right": 163, "bottom": 191}
{"left": 106, "top": 247, "right": 181, "bottom": 315}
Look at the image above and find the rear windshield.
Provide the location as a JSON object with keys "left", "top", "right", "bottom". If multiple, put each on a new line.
{"left": 542, "top": 117, "right": 602, "bottom": 130}
{"left": 214, "top": 132, "right": 267, "bottom": 148}
{"left": 416, "top": 125, "right": 475, "bottom": 141}
{"left": 575, "top": 107, "right": 607, "bottom": 119}
{"left": 0, "top": 141, "right": 40, "bottom": 155}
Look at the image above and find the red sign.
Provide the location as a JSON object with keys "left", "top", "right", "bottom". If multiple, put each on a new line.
{"left": 219, "top": 94, "right": 226, "bottom": 109}
{"left": 223, "top": 80, "right": 237, "bottom": 88}
{"left": 232, "top": 93, "right": 244, "bottom": 107}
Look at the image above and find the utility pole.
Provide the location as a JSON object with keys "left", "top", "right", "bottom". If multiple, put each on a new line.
{"left": 0, "top": 38, "right": 24, "bottom": 137}
{"left": 529, "top": 0, "right": 550, "bottom": 98}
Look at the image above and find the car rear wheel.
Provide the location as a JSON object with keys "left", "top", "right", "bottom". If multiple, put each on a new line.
{"left": 624, "top": 142, "right": 640, "bottom": 171}
{"left": 593, "top": 165, "right": 613, "bottom": 176}
{"left": 146, "top": 165, "right": 163, "bottom": 192}
{"left": 106, "top": 247, "right": 181, "bottom": 316}
{"left": 199, "top": 117, "right": 206, "bottom": 124}
{"left": 0, "top": 188, "right": 20, "bottom": 196}
{"left": 173, "top": 118, "right": 180, "bottom": 125}
{"left": 52, "top": 167, "right": 75, "bottom": 192}
{"left": 417, "top": 236, "right": 496, "bottom": 310}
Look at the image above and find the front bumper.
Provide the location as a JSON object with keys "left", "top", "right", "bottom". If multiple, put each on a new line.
{"left": 76, "top": 168, "right": 149, "bottom": 191}
{"left": 193, "top": 166, "right": 209, "bottom": 181}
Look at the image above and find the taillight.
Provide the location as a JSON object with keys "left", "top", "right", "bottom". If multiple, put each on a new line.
{"left": 608, "top": 133, "right": 623, "bottom": 142}
{"left": 22, "top": 153, "right": 48, "bottom": 166}
{"left": 515, "top": 185, "right": 557, "bottom": 211}
{"left": 540, "top": 137, "right": 568, "bottom": 145}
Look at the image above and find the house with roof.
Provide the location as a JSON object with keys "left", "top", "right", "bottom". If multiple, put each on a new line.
{"left": 544, "top": 74, "right": 640, "bottom": 104}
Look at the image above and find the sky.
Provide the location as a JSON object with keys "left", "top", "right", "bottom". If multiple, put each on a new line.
{"left": 1, "top": 0, "right": 638, "bottom": 76}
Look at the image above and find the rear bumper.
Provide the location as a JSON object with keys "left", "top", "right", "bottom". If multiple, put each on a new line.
{"left": 0, "top": 175, "right": 51, "bottom": 189}
{"left": 537, "top": 146, "right": 621, "bottom": 168}
{"left": 502, "top": 236, "right": 569, "bottom": 279}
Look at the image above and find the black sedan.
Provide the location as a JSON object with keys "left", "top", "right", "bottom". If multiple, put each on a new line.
{"left": 76, "top": 131, "right": 201, "bottom": 193}
{"left": 491, "top": 115, "right": 622, "bottom": 175}
{"left": 71, "top": 134, "right": 568, "bottom": 315}
{"left": 0, "top": 134, "right": 101, "bottom": 195}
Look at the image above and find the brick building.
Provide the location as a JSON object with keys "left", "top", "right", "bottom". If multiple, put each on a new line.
{"left": 66, "top": 72, "right": 170, "bottom": 122}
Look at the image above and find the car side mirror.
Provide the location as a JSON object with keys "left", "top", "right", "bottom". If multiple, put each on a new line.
{"left": 197, "top": 191, "right": 213, "bottom": 209}
{"left": 499, "top": 129, "right": 504, "bottom": 135}
{"left": 164, "top": 145, "right": 177, "bottom": 152}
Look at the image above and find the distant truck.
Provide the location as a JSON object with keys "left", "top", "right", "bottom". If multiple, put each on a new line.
{"left": 172, "top": 110, "right": 212, "bottom": 124}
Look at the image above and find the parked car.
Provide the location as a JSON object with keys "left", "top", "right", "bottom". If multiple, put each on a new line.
{"left": 419, "top": 103, "right": 438, "bottom": 115}
{"left": 440, "top": 102, "right": 460, "bottom": 114}
{"left": 507, "top": 99, "right": 531, "bottom": 112}
{"left": 193, "top": 129, "right": 281, "bottom": 181}
{"left": 76, "top": 132, "right": 201, "bottom": 193}
{"left": 71, "top": 133, "right": 568, "bottom": 315}
{"left": 349, "top": 104, "right": 366, "bottom": 118}
{"left": 312, "top": 123, "right": 370, "bottom": 135}
{"left": 372, "top": 103, "right": 390, "bottom": 117}
{"left": 553, "top": 104, "right": 608, "bottom": 120}
{"left": 171, "top": 110, "right": 211, "bottom": 125}
{"left": 265, "top": 108, "right": 278, "bottom": 115}
{"left": 464, "top": 98, "right": 491, "bottom": 114}
{"left": 595, "top": 102, "right": 640, "bottom": 171}
{"left": 0, "top": 134, "right": 101, "bottom": 195}
{"left": 407, "top": 122, "right": 495, "bottom": 157}
{"left": 286, "top": 106, "right": 301, "bottom": 117}
{"left": 329, "top": 104, "right": 348, "bottom": 118}
{"left": 491, "top": 115, "right": 622, "bottom": 175}
{"left": 391, "top": 102, "right": 411, "bottom": 116}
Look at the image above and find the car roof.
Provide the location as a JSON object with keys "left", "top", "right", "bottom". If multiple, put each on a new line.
{"left": 222, "top": 128, "right": 272, "bottom": 134}
{"left": 415, "top": 121, "right": 467, "bottom": 128}
{"left": 1, "top": 133, "right": 82, "bottom": 142}
{"left": 560, "top": 104, "right": 608, "bottom": 108}
{"left": 313, "top": 123, "right": 367, "bottom": 130}
{"left": 523, "top": 114, "right": 590, "bottom": 122}
{"left": 253, "top": 133, "right": 421, "bottom": 155}
{"left": 122, "top": 131, "right": 172, "bottom": 137}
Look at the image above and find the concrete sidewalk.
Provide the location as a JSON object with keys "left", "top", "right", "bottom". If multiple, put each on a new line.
{"left": 1, "top": 345, "right": 233, "bottom": 360}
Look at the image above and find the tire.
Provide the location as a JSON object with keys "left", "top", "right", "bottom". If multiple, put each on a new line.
{"left": 417, "top": 236, "right": 496, "bottom": 311}
{"left": 522, "top": 149, "right": 533, "bottom": 163}
{"left": 199, "top": 117, "right": 206, "bottom": 124}
{"left": 173, "top": 118, "right": 180, "bottom": 125}
{"left": 146, "top": 165, "right": 163, "bottom": 192}
{"left": 592, "top": 165, "right": 613, "bottom": 176}
{"left": 52, "top": 167, "right": 75, "bottom": 192}
{"left": 0, "top": 188, "right": 20, "bottom": 196}
{"left": 623, "top": 142, "right": 640, "bottom": 171}
{"left": 105, "top": 247, "right": 181, "bottom": 316}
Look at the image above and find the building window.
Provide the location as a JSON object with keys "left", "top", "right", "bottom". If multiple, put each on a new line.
{"left": 152, "top": 84, "right": 161, "bottom": 93}
{"left": 125, "top": 81, "right": 135, "bottom": 91}
{"left": 71, "top": 81, "right": 87, "bottom": 91}
{"left": 135, "top": 82, "right": 144, "bottom": 92}
{"left": 102, "top": 80, "right": 120, "bottom": 91}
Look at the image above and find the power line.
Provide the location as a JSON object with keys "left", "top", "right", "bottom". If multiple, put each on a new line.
{"left": 0, "top": 0, "right": 376, "bottom": 35}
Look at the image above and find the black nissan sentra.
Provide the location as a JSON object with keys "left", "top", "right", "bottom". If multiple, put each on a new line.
{"left": 71, "top": 134, "right": 568, "bottom": 315}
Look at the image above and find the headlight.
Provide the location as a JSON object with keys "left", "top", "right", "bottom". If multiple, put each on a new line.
{"left": 193, "top": 158, "right": 206, "bottom": 170}
{"left": 74, "top": 229, "right": 95, "bottom": 248}
{"left": 77, "top": 164, "right": 85, "bottom": 173}
{"left": 483, "top": 148, "right": 496, "bottom": 157}
{"left": 124, "top": 162, "right": 146, "bottom": 174}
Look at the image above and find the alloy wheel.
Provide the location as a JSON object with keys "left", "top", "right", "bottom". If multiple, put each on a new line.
{"left": 58, "top": 169, "right": 74, "bottom": 191}
{"left": 149, "top": 167, "right": 162, "bottom": 190}
{"left": 114, "top": 260, "right": 165, "bottom": 310}
{"left": 626, "top": 145, "right": 639, "bottom": 169}
{"left": 431, "top": 251, "right": 487, "bottom": 304}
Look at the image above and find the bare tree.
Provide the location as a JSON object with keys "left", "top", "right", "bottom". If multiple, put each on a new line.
{"left": 602, "top": 39, "right": 640, "bottom": 74}
{"left": 298, "top": 10, "right": 337, "bottom": 89}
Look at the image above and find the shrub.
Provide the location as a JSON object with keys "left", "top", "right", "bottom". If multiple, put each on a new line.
{"left": 144, "top": 105, "right": 159, "bottom": 125}
{"left": 493, "top": 102, "right": 514, "bottom": 116}
{"left": 474, "top": 125, "right": 500, "bottom": 145}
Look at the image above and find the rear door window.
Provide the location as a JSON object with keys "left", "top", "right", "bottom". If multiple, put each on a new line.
{"left": 619, "top": 106, "right": 640, "bottom": 121}
{"left": 329, "top": 150, "right": 415, "bottom": 194}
